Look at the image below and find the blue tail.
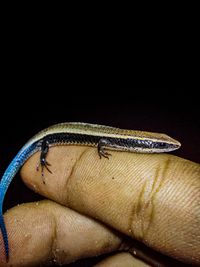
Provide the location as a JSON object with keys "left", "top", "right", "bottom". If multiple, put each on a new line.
{"left": 0, "top": 141, "right": 38, "bottom": 261}
{"left": 0, "top": 211, "right": 9, "bottom": 261}
{"left": 0, "top": 154, "right": 23, "bottom": 261}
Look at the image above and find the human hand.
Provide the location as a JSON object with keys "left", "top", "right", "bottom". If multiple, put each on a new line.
{"left": 0, "top": 146, "right": 199, "bottom": 266}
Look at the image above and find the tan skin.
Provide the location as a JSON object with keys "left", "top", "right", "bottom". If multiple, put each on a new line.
{"left": 0, "top": 146, "right": 200, "bottom": 266}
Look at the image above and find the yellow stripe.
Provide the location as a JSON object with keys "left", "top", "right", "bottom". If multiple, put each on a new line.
{"left": 26, "top": 122, "right": 180, "bottom": 147}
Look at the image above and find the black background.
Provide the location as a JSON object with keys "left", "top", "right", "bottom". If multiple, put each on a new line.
{"left": 1, "top": 8, "right": 199, "bottom": 266}
{"left": 0, "top": 88, "right": 199, "bottom": 266}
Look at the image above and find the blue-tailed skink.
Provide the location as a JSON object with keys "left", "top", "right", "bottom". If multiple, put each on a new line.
{"left": 0, "top": 122, "right": 181, "bottom": 261}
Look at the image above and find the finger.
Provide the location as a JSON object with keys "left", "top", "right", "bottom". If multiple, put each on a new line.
{"left": 21, "top": 146, "right": 200, "bottom": 265}
{"left": 0, "top": 200, "right": 124, "bottom": 266}
{"left": 94, "top": 252, "right": 151, "bottom": 267}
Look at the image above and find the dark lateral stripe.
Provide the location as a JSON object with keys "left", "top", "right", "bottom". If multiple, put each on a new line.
{"left": 43, "top": 133, "right": 100, "bottom": 146}
{"left": 39, "top": 132, "right": 172, "bottom": 150}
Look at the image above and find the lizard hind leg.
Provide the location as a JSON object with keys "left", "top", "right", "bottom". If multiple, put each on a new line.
{"left": 36, "top": 138, "right": 52, "bottom": 183}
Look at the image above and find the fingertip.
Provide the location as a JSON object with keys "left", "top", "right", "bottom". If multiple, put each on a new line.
{"left": 0, "top": 200, "right": 123, "bottom": 266}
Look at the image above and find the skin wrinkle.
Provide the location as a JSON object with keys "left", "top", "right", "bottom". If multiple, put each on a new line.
{"left": 132, "top": 181, "right": 147, "bottom": 239}
{"left": 64, "top": 148, "right": 89, "bottom": 205}
{"left": 143, "top": 158, "right": 171, "bottom": 240}
{"left": 31, "top": 202, "right": 58, "bottom": 265}
{"left": 49, "top": 213, "right": 58, "bottom": 264}
{"left": 142, "top": 187, "right": 156, "bottom": 238}
{"left": 143, "top": 163, "right": 162, "bottom": 239}
{"left": 136, "top": 182, "right": 147, "bottom": 218}
{"left": 129, "top": 158, "right": 172, "bottom": 242}
{"left": 160, "top": 158, "right": 171, "bottom": 184}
